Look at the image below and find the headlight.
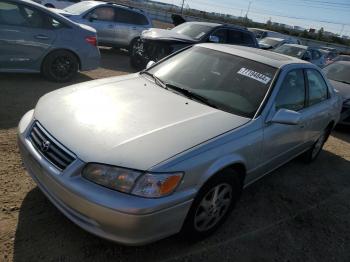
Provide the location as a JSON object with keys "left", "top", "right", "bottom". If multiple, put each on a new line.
{"left": 82, "top": 163, "right": 183, "bottom": 198}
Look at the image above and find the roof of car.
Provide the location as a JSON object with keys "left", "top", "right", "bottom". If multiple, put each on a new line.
{"left": 184, "top": 21, "right": 247, "bottom": 30}
{"left": 185, "top": 21, "right": 222, "bottom": 27}
{"left": 197, "top": 43, "right": 309, "bottom": 68}
{"left": 260, "top": 37, "right": 285, "bottom": 41}
{"left": 282, "top": 44, "right": 308, "bottom": 49}
{"left": 81, "top": 1, "right": 145, "bottom": 12}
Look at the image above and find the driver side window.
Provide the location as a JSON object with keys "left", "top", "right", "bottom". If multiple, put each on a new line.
{"left": 275, "top": 69, "right": 306, "bottom": 111}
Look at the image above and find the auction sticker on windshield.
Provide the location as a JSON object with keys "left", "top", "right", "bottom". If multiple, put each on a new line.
{"left": 237, "top": 68, "right": 271, "bottom": 84}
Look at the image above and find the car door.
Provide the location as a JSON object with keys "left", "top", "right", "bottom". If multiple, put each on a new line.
{"left": 0, "top": 1, "right": 56, "bottom": 71}
{"left": 114, "top": 7, "right": 150, "bottom": 47}
{"left": 83, "top": 6, "right": 116, "bottom": 45}
{"left": 303, "top": 69, "right": 332, "bottom": 141}
{"left": 261, "top": 69, "right": 309, "bottom": 173}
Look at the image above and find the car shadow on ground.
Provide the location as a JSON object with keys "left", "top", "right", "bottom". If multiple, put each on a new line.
{"left": 333, "top": 125, "right": 350, "bottom": 143}
{"left": 98, "top": 47, "right": 137, "bottom": 73}
{"left": 13, "top": 148, "right": 350, "bottom": 262}
{"left": 0, "top": 73, "right": 93, "bottom": 130}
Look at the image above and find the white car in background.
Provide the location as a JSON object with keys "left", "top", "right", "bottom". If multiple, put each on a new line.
{"left": 34, "top": 0, "right": 80, "bottom": 9}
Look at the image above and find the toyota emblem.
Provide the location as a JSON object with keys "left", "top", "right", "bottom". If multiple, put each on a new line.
{"left": 41, "top": 140, "right": 51, "bottom": 152}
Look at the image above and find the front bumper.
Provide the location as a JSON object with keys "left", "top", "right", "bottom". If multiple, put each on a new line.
{"left": 18, "top": 118, "right": 193, "bottom": 245}
{"left": 132, "top": 39, "right": 173, "bottom": 68}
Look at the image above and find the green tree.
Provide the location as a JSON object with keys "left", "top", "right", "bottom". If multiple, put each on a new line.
{"left": 317, "top": 27, "right": 324, "bottom": 40}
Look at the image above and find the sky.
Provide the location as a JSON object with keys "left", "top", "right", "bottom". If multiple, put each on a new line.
{"left": 155, "top": 0, "right": 350, "bottom": 36}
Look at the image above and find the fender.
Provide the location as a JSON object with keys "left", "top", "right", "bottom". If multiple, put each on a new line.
{"left": 197, "top": 153, "right": 246, "bottom": 189}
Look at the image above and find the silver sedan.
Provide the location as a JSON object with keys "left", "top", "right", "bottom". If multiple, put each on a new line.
{"left": 18, "top": 44, "right": 342, "bottom": 245}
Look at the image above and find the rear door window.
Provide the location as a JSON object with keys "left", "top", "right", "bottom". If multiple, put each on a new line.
{"left": 228, "top": 30, "right": 255, "bottom": 46}
{"left": 115, "top": 8, "right": 148, "bottom": 25}
{"left": 210, "top": 29, "right": 228, "bottom": 43}
{"left": 0, "top": 2, "right": 47, "bottom": 28}
{"left": 306, "top": 69, "right": 328, "bottom": 106}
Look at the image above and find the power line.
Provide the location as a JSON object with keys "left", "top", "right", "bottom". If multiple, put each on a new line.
{"left": 189, "top": 0, "right": 350, "bottom": 26}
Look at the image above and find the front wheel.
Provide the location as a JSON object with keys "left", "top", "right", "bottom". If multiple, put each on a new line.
{"left": 181, "top": 169, "right": 242, "bottom": 240}
{"left": 303, "top": 128, "right": 331, "bottom": 163}
{"left": 42, "top": 50, "right": 79, "bottom": 82}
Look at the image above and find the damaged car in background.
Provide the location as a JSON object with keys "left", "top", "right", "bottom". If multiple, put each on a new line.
{"left": 130, "top": 21, "right": 259, "bottom": 69}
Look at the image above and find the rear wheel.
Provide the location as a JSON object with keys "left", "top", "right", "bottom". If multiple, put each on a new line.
{"left": 42, "top": 50, "right": 79, "bottom": 82}
{"left": 181, "top": 168, "right": 242, "bottom": 240}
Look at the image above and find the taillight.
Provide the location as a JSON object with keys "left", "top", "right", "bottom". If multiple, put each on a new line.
{"left": 85, "top": 36, "right": 97, "bottom": 46}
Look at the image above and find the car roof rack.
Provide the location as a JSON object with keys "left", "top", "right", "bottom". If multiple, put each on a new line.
{"left": 105, "top": 2, "right": 144, "bottom": 12}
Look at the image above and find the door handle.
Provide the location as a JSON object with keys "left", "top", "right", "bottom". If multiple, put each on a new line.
{"left": 34, "top": 34, "right": 49, "bottom": 40}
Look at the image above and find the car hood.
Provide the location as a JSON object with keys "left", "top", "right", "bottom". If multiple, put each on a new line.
{"left": 141, "top": 28, "right": 196, "bottom": 43}
{"left": 329, "top": 79, "right": 350, "bottom": 101}
{"left": 33, "top": 74, "right": 250, "bottom": 170}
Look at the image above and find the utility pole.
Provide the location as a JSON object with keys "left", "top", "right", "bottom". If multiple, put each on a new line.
{"left": 181, "top": 0, "right": 185, "bottom": 14}
{"left": 245, "top": 1, "right": 252, "bottom": 18}
{"left": 340, "top": 24, "right": 345, "bottom": 36}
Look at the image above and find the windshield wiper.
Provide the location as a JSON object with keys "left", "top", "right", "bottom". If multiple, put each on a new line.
{"left": 164, "top": 83, "right": 218, "bottom": 109}
{"left": 140, "top": 71, "right": 167, "bottom": 89}
{"left": 140, "top": 71, "right": 217, "bottom": 109}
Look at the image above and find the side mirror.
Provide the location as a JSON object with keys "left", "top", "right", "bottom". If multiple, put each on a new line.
{"left": 146, "top": 60, "right": 155, "bottom": 69}
{"left": 271, "top": 108, "right": 301, "bottom": 125}
{"left": 209, "top": 35, "right": 219, "bottom": 43}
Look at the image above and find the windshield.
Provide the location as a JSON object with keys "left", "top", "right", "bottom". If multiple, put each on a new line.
{"left": 274, "top": 45, "right": 305, "bottom": 58}
{"left": 171, "top": 23, "right": 215, "bottom": 40}
{"left": 147, "top": 46, "right": 277, "bottom": 118}
{"left": 64, "top": 2, "right": 97, "bottom": 15}
{"left": 259, "top": 38, "right": 282, "bottom": 47}
{"left": 323, "top": 62, "right": 350, "bottom": 84}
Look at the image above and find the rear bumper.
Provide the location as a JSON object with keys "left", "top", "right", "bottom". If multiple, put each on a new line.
{"left": 79, "top": 47, "right": 100, "bottom": 71}
{"left": 18, "top": 117, "right": 193, "bottom": 245}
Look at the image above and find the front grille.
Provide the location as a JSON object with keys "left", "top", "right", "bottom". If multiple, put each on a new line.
{"left": 141, "top": 40, "right": 171, "bottom": 61}
{"left": 28, "top": 122, "right": 75, "bottom": 170}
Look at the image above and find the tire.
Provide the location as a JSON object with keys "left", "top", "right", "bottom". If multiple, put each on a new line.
{"left": 303, "top": 127, "right": 331, "bottom": 163}
{"left": 42, "top": 50, "right": 79, "bottom": 83}
{"left": 181, "top": 168, "right": 243, "bottom": 240}
{"left": 129, "top": 38, "right": 144, "bottom": 70}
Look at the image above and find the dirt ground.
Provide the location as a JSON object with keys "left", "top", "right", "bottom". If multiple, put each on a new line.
{"left": 1, "top": 46, "right": 350, "bottom": 262}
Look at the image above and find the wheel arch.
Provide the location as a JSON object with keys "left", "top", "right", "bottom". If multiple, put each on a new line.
{"left": 198, "top": 156, "right": 247, "bottom": 190}
{"left": 41, "top": 48, "right": 82, "bottom": 72}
